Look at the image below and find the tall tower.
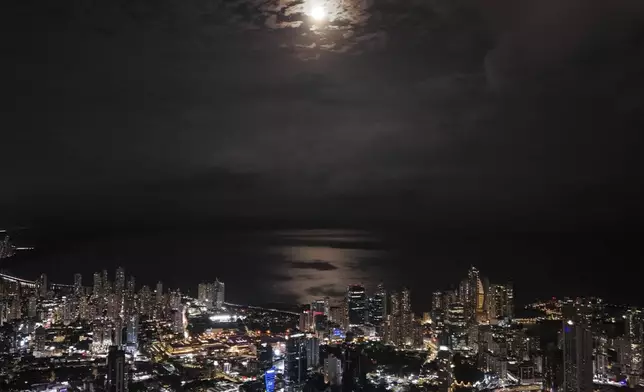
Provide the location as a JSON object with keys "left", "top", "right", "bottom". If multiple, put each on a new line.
{"left": 106, "top": 345, "right": 127, "bottom": 392}
{"left": 155, "top": 281, "right": 163, "bottom": 304}
{"left": 563, "top": 319, "right": 593, "bottom": 392}
{"left": 214, "top": 279, "right": 225, "bottom": 308}
{"left": 285, "top": 334, "right": 307, "bottom": 385}
{"left": 346, "top": 284, "right": 367, "bottom": 327}
{"left": 102, "top": 270, "right": 111, "bottom": 294}
{"left": 74, "top": 273, "right": 83, "bottom": 296}
{"left": 38, "top": 273, "right": 48, "bottom": 298}
{"left": 115, "top": 267, "right": 125, "bottom": 295}
{"left": 401, "top": 287, "right": 413, "bottom": 345}
{"left": 369, "top": 283, "right": 387, "bottom": 327}
{"left": 387, "top": 291, "right": 401, "bottom": 345}
{"left": 126, "top": 314, "right": 139, "bottom": 350}
{"left": 466, "top": 266, "right": 481, "bottom": 323}
{"left": 93, "top": 272, "right": 102, "bottom": 297}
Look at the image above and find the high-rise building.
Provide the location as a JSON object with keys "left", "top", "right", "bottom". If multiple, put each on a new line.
{"left": 139, "top": 285, "right": 152, "bottom": 318}
{"left": 170, "top": 290, "right": 181, "bottom": 310}
{"left": 347, "top": 284, "right": 367, "bottom": 327}
{"left": 306, "top": 337, "right": 320, "bottom": 368}
{"left": 126, "top": 314, "right": 139, "bottom": 349}
{"left": 92, "top": 318, "right": 112, "bottom": 353}
{"left": 311, "top": 299, "right": 325, "bottom": 314}
{"left": 563, "top": 319, "right": 593, "bottom": 392}
{"left": 487, "top": 283, "right": 514, "bottom": 322}
{"left": 79, "top": 296, "right": 90, "bottom": 321}
{"left": 106, "top": 345, "right": 127, "bottom": 392}
{"left": 173, "top": 304, "right": 185, "bottom": 334}
{"left": 285, "top": 333, "right": 307, "bottom": 385}
{"left": 107, "top": 293, "right": 120, "bottom": 321}
{"left": 155, "top": 281, "right": 163, "bottom": 304}
{"left": 34, "top": 326, "right": 47, "bottom": 351}
{"left": 126, "top": 276, "right": 135, "bottom": 296}
{"left": 445, "top": 302, "right": 467, "bottom": 349}
{"left": 113, "top": 317, "right": 124, "bottom": 347}
{"left": 38, "top": 273, "right": 47, "bottom": 298}
{"left": 63, "top": 297, "right": 74, "bottom": 325}
{"left": 28, "top": 295, "right": 38, "bottom": 318}
{"left": 102, "top": 270, "right": 110, "bottom": 294}
{"left": 432, "top": 291, "right": 443, "bottom": 312}
{"left": 74, "top": 273, "right": 83, "bottom": 296}
{"left": 198, "top": 282, "right": 214, "bottom": 308}
{"left": 369, "top": 283, "right": 387, "bottom": 327}
{"left": 466, "top": 266, "right": 484, "bottom": 322}
{"left": 214, "top": 279, "right": 225, "bottom": 308}
{"left": 93, "top": 272, "right": 102, "bottom": 297}
{"left": 299, "top": 310, "right": 312, "bottom": 332}
{"left": 329, "top": 306, "right": 345, "bottom": 327}
{"left": 324, "top": 354, "right": 343, "bottom": 386}
{"left": 115, "top": 267, "right": 125, "bottom": 295}
{"left": 385, "top": 288, "right": 414, "bottom": 347}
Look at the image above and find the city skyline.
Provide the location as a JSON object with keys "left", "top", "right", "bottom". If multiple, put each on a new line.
{"left": 3, "top": 0, "right": 644, "bottom": 389}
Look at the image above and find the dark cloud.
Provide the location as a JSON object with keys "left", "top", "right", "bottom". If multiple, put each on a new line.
{"left": 289, "top": 261, "right": 339, "bottom": 271}
{"left": 305, "top": 284, "right": 346, "bottom": 297}
{"left": 3, "top": 0, "right": 644, "bottom": 232}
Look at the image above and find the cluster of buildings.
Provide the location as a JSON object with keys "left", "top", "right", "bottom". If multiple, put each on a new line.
{"left": 0, "top": 268, "right": 231, "bottom": 391}
{"left": 297, "top": 283, "right": 423, "bottom": 349}
{"left": 2, "top": 263, "right": 644, "bottom": 392}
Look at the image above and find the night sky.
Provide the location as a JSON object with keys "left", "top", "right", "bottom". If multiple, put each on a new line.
{"left": 3, "top": 0, "right": 644, "bottom": 307}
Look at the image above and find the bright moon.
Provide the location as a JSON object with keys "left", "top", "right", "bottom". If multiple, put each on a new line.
{"left": 310, "top": 6, "right": 326, "bottom": 21}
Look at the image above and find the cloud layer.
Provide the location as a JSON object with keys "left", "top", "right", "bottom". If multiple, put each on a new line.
{"left": 4, "top": 0, "right": 644, "bottom": 231}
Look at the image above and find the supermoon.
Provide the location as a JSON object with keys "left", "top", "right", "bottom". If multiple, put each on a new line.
{"left": 310, "top": 5, "right": 327, "bottom": 21}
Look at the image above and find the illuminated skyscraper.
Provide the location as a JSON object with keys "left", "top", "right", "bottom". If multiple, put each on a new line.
{"left": 155, "top": 281, "right": 163, "bottom": 305}
{"left": 369, "top": 283, "right": 387, "bottom": 327}
{"left": 432, "top": 291, "right": 443, "bottom": 312}
{"left": 198, "top": 282, "right": 213, "bottom": 308}
{"left": 170, "top": 290, "right": 181, "bottom": 310}
{"left": 107, "top": 293, "right": 120, "bottom": 321}
{"left": 38, "top": 273, "right": 47, "bottom": 298}
{"left": 487, "top": 282, "right": 514, "bottom": 322}
{"left": 214, "top": 279, "right": 225, "bottom": 308}
{"left": 466, "top": 266, "right": 484, "bottom": 323}
{"left": 115, "top": 267, "right": 125, "bottom": 295}
{"left": 386, "top": 291, "right": 401, "bottom": 345}
{"left": 126, "top": 276, "right": 135, "bottom": 296}
{"left": 347, "top": 284, "right": 367, "bottom": 327}
{"left": 401, "top": 287, "right": 413, "bottom": 344}
{"left": 139, "top": 285, "right": 152, "bottom": 318}
{"left": 113, "top": 316, "right": 124, "bottom": 347}
{"left": 324, "top": 354, "right": 343, "bottom": 386}
{"left": 173, "top": 304, "right": 186, "bottom": 334}
{"left": 126, "top": 314, "right": 139, "bottom": 349}
{"left": 79, "top": 296, "right": 90, "bottom": 321}
{"left": 93, "top": 272, "right": 102, "bottom": 297}
{"left": 385, "top": 288, "right": 414, "bottom": 346}
{"left": 28, "top": 295, "right": 37, "bottom": 318}
{"left": 563, "top": 319, "right": 593, "bottom": 392}
{"left": 102, "top": 270, "right": 110, "bottom": 294}
{"left": 306, "top": 336, "right": 320, "bottom": 368}
{"left": 285, "top": 333, "right": 307, "bottom": 385}
{"left": 106, "top": 345, "right": 127, "bottom": 392}
{"left": 74, "top": 273, "right": 83, "bottom": 296}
